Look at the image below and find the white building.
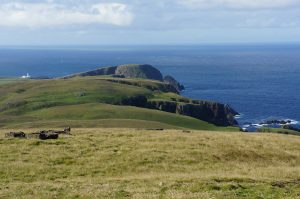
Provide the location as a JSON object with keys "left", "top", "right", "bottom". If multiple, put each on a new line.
{"left": 21, "top": 73, "right": 31, "bottom": 79}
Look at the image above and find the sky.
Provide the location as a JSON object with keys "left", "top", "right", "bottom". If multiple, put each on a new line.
{"left": 0, "top": 0, "right": 300, "bottom": 45}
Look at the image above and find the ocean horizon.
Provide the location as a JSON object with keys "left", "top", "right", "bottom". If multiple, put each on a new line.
{"left": 1, "top": 44, "right": 299, "bottom": 129}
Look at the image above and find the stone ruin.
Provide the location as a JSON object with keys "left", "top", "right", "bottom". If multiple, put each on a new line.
{"left": 5, "top": 127, "right": 71, "bottom": 140}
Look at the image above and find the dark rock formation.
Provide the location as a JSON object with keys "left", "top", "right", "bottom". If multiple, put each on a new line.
{"left": 5, "top": 132, "right": 26, "bottom": 138}
{"left": 39, "top": 131, "right": 59, "bottom": 140}
{"left": 164, "top": 75, "right": 185, "bottom": 92}
{"left": 147, "top": 100, "right": 238, "bottom": 126}
{"left": 260, "top": 120, "right": 292, "bottom": 125}
{"left": 65, "top": 64, "right": 167, "bottom": 82}
{"left": 6, "top": 127, "right": 72, "bottom": 140}
{"left": 121, "top": 95, "right": 148, "bottom": 107}
{"left": 115, "top": 94, "right": 238, "bottom": 126}
{"left": 283, "top": 125, "right": 300, "bottom": 132}
{"left": 115, "top": 64, "right": 163, "bottom": 81}
{"left": 27, "top": 130, "right": 58, "bottom": 139}
{"left": 31, "top": 127, "right": 71, "bottom": 139}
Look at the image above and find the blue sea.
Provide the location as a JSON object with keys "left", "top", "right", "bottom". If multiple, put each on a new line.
{"left": 0, "top": 44, "right": 299, "bottom": 129}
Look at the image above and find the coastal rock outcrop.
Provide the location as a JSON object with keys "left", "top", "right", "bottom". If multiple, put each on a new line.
{"left": 147, "top": 100, "right": 238, "bottom": 126}
{"left": 283, "top": 125, "right": 300, "bottom": 132}
{"left": 65, "top": 64, "right": 184, "bottom": 89}
{"left": 115, "top": 64, "right": 163, "bottom": 81}
{"left": 6, "top": 128, "right": 72, "bottom": 140}
{"left": 65, "top": 64, "right": 164, "bottom": 81}
{"left": 119, "top": 95, "right": 238, "bottom": 126}
{"left": 164, "top": 75, "right": 185, "bottom": 92}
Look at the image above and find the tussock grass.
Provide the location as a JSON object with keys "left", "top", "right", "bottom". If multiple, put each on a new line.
{"left": 0, "top": 128, "right": 299, "bottom": 198}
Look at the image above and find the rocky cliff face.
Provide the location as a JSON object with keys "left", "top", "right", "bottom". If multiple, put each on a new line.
{"left": 163, "top": 75, "right": 185, "bottom": 92}
{"left": 147, "top": 100, "right": 238, "bottom": 126}
{"left": 115, "top": 64, "right": 163, "bottom": 81}
{"left": 120, "top": 95, "right": 238, "bottom": 126}
{"left": 65, "top": 64, "right": 164, "bottom": 81}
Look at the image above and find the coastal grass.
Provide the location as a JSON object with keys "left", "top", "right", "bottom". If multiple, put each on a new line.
{"left": 0, "top": 77, "right": 152, "bottom": 111}
{"left": 0, "top": 103, "right": 237, "bottom": 131}
{"left": 0, "top": 128, "right": 299, "bottom": 198}
{"left": 258, "top": 127, "right": 300, "bottom": 136}
{"left": 0, "top": 78, "right": 27, "bottom": 85}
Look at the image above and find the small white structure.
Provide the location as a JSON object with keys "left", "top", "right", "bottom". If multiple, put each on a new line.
{"left": 21, "top": 73, "right": 31, "bottom": 79}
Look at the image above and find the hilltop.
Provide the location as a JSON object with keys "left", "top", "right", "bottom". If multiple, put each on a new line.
{"left": 65, "top": 64, "right": 184, "bottom": 92}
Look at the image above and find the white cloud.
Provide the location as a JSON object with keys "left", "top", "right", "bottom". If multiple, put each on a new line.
{"left": 0, "top": 2, "right": 133, "bottom": 28}
{"left": 178, "top": 0, "right": 300, "bottom": 10}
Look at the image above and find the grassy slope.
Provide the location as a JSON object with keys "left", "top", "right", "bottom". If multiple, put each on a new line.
{"left": 0, "top": 78, "right": 27, "bottom": 85}
{"left": 258, "top": 127, "right": 300, "bottom": 136}
{"left": 0, "top": 128, "right": 299, "bottom": 198}
{"left": 27, "top": 103, "right": 235, "bottom": 131}
{"left": 0, "top": 77, "right": 238, "bottom": 131}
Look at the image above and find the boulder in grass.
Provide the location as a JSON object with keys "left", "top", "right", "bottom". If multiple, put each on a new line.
{"left": 5, "top": 132, "right": 26, "bottom": 138}
{"left": 39, "top": 131, "right": 59, "bottom": 140}
{"left": 27, "top": 130, "right": 59, "bottom": 140}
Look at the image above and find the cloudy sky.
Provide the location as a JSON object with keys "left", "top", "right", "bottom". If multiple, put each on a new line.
{"left": 0, "top": 0, "right": 300, "bottom": 45}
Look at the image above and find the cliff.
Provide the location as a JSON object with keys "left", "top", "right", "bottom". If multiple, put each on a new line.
{"left": 115, "top": 64, "right": 163, "bottom": 81}
{"left": 164, "top": 75, "right": 185, "bottom": 92}
{"left": 65, "top": 64, "right": 163, "bottom": 81}
{"left": 147, "top": 100, "right": 238, "bottom": 126}
{"left": 120, "top": 96, "right": 238, "bottom": 126}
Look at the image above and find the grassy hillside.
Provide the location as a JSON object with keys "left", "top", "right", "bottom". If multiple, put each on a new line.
{"left": 1, "top": 103, "right": 237, "bottom": 131}
{"left": 0, "top": 128, "right": 299, "bottom": 198}
{"left": 0, "top": 78, "right": 26, "bottom": 85}
{"left": 0, "top": 77, "right": 238, "bottom": 131}
{"left": 258, "top": 127, "right": 300, "bottom": 136}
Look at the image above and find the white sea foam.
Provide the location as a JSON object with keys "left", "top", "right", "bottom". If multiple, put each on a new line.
{"left": 288, "top": 119, "right": 298, "bottom": 125}
{"left": 242, "top": 124, "right": 250, "bottom": 128}
{"left": 235, "top": 113, "right": 244, "bottom": 119}
{"left": 252, "top": 123, "right": 264, "bottom": 128}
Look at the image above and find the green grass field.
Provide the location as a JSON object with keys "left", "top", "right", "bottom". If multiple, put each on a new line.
{"left": 258, "top": 127, "right": 300, "bottom": 136}
{"left": 0, "top": 128, "right": 299, "bottom": 198}
{"left": 0, "top": 78, "right": 27, "bottom": 85}
{"left": 0, "top": 103, "right": 237, "bottom": 131}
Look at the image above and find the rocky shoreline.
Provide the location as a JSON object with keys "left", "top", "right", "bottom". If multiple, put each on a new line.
{"left": 241, "top": 119, "right": 300, "bottom": 132}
